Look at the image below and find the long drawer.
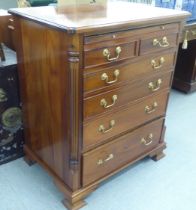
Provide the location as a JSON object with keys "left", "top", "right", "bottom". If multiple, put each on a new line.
{"left": 83, "top": 50, "right": 176, "bottom": 94}
{"left": 82, "top": 118, "right": 164, "bottom": 186}
{"left": 83, "top": 91, "right": 169, "bottom": 150}
{"left": 84, "top": 71, "right": 173, "bottom": 119}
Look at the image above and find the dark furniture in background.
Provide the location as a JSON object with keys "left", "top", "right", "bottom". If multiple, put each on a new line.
{"left": 17, "top": 0, "right": 57, "bottom": 7}
{"left": 0, "top": 45, "right": 24, "bottom": 165}
{"left": 173, "top": 22, "right": 196, "bottom": 93}
{"left": 27, "top": 0, "right": 57, "bottom": 6}
{"left": 0, "top": 10, "right": 15, "bottom": 51}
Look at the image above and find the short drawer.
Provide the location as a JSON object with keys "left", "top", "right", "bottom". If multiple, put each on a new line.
{"left": 140, "top": 30, "right": 178, "bottom": 55}
{"left": 82, "top": 118, "right": 164, "bottom": 186}
{"left": 84, "top": 23, "right": 179, "bottom": 68}
{"left": 84, "top": 71, "right": 173, "bottom": 119}
{"left": 83, "top": 91, "right": 168, "bottom": 150}
{"left": 84, "top": 40, "right": 138, "bottom": 68}
{"left": 84, "top": 50, "right": 176, "bottom": 94}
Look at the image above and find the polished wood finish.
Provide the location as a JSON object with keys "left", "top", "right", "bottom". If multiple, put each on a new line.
{"left": 84, "top": 71, "right": 173, "bottom": 119}
{"left": 84, "top": 50, "right": 176, "bottom": 95}
{"left": 173, "top": 22, "right": 196, "bottom": 93}
{"left": 83, "top": 118, "right": 164, "bottom": 186}
{"left": 83, "top": 90, "right": 169, "bottom": 150}
{"left": 84, "top": 40, "right": 138, "bottom": 68}
{"left": 9, "top": 3, "right": 188, "bottom": 33}
{"left": 140, "top": 32, "right": 178, "bottom": 55}
{"left": 9, "top": 2, "right": 189, "bottom": 210}
{"left": 84, "top": 23, "right": 179, "bottom": 45}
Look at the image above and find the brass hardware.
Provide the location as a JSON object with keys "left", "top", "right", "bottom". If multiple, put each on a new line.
{"left": 99, "top": 120, "right": 115, "bottom": 134}
{"left": 9, "top": 18, "right": 14, "bottom": 22}
{"left": 100, "top": 95, "right": 118, "bottom": 109}
{"left": 145, "top": 102, "right": 158, "bottom": 114}
{"left": 0, "top": 88, "right": 8, "bottom": 102}
{"left": 141, "top": 133, "right": 153, "bottom": 146}
{"left": 151, "top": 57, "right": 165, "bottom": 69}
{"left": 148, "top": 79, "right": 162, "bottom": 92}
{"left": 2, "top": 107, "right": 22, "bottom": 128}
{"left": 182, "top": 30, "right": 189, "bottom": 49}
{"left": 153, "top": 36, "right": 169, "bottom": 48}
{"left": 97, "top": 154, "right": 114, "bottom": 165}
{"left": 101, "top": 69, "right": 120, "bottom": 84}
{"left": 103, "top": 46, "right": 122, "bottom": 61}
{"left": 8, "top": 25, "right": 15, "bottom": 30}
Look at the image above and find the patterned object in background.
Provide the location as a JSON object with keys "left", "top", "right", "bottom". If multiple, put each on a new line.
{"left": 127, "top": 0, "right": 196, "bottom": 22}
{"left": 0, "top": 45, "right": 24, "bottom": 165}
{"left": 175, "top": 0, "right": 196, "bottom": 22}
{"left": 127, "top": 0, "right": 153, "bottom": 5}
{"left": 155, "top": 0, "right": 176, "bottom": 8}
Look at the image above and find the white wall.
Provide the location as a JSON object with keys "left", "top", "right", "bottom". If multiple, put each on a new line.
{"left": 0, "top": 0, "right": 17, "bottom": 9}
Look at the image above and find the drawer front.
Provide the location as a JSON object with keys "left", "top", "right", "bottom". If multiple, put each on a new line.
{"left": 83, "top": 91, "right": 168, "bottom": 150}
{"left": 83, "top": 118, "right": 164, "bottom": 186}
{"left": 84, "top": 71, "right": 172, "bottom": 119}
{"left": 84, "top": 50, "right": 176, "bottom": 94}
{"left": 140, "top": 32, "right": 178, "bottom": 55}
{"left": 84, "top": 23, "right": 179, "bottom": 46}
{"left": 84, "top": 40, "right": 138, "bottom": 68}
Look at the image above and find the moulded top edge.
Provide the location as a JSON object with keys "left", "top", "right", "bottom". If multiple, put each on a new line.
{"left": 8, "top": 2, "right": 190, "bottom": 34}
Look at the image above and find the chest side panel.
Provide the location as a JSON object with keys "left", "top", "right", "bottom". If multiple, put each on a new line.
{"left": 14, "top": 17, "right": 84, "bottom": 190}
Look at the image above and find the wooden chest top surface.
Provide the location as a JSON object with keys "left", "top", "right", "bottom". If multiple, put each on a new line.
{"left": 9, "top": 2, "right": 189, "bottom": 33}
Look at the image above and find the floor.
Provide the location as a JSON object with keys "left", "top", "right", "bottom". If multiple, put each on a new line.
{"left": 0, "top": 89, "right": 196, "bottom": 210}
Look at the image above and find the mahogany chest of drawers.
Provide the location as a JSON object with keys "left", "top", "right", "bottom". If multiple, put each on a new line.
{"left": 9, "top": 2, "right": 189, "bottom": 210}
